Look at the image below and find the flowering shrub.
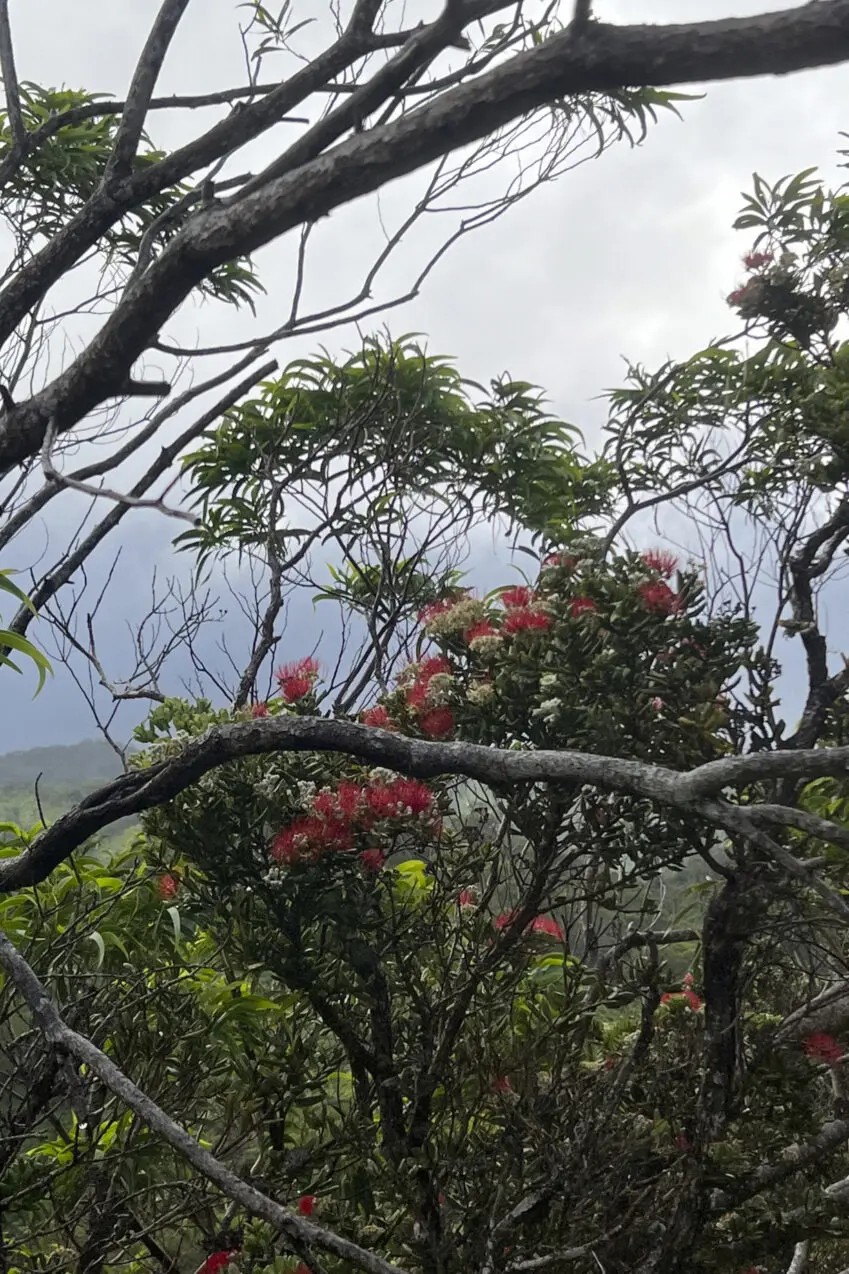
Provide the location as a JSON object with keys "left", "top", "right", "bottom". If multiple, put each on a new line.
{"left": 128, "top": 545, "right": 834, "bottom": 1274}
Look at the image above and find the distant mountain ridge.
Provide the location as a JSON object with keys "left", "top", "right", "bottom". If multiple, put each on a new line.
{"left": 0, "top": 739, "right": 139, "bottom": 848}
{"left": 0, "top": 738, "right": 125, "bottom": 790}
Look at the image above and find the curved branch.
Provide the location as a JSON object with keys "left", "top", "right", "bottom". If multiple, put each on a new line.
{"left": 6, "top": 715, "right": 849, "bottom": 893}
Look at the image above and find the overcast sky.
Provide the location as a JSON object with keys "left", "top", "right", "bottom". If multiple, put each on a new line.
{"left": 3, "top": 0, "right": 848, "bottom": 753}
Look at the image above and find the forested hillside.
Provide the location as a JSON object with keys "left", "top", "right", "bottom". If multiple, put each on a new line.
{"left": 0, "top": 739, "right": 133, "bottom": 847}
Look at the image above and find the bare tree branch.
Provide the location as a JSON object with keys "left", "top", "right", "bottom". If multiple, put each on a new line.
{"left": 6, "top": 718, "right": 849, "bottom": 893}
{"left": 40, "top": 416, "right": 199, "bottom": 525}
{"left": 1, "top": 358, "right": 277, "bottom": 651}
{"left": 103, "top": 0, "right": 195, "bottom": 187}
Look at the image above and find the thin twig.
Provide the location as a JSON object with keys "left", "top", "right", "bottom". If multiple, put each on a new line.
{"left": 40, "top": 417, "right": 200, "bottom": 526}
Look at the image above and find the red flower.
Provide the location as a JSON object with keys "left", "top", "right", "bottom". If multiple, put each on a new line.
{"left": 419, "top": 655, "right": 452, "bottom": 680}
{"left": 198, "top": 1254, "right": 237, "bottom": 1274}
{"left": 495, "top": 911, "right": 563, "bottom": 940}
{"left": 251, "top": 702, "right": 269, "bottom": 718}
{"left": 311, "top": 791, "right": 337, "bottom": 819}
{"left": 530, "top": 915, "right": 564, "bottom": 941}
{"left": 366, "top": 777, "right": 435, "bottom": 820}
{"left": 661, "top": 989, "right": 703, "bottom": 1012}
{"left": 271, "top": 815, "right": 353, "bottom": 865}
{"left": 491, "top": 1076, "right": 513, "bottom": 1093}
{"left": 405, "top": 680, "right": 430, "bottom": 710}
{"left": 297, "top": 1194, "right": 317, "bottom": 1216}
{"left": 420, "top": 707, "right": 455, "bottom": 739}
{"left": 276, "top": 656, "right": 320, "bottom": 702}
{"left": 465, "top": 620, "right": 500, "bottom": 644}
{"left": 392, "top": 777, "right": 435, "bottom": 815}
{"left": 743, "top": 249, "right": 773, "bottom": 270}
{"left": 336, "top": 781, "right": 366, "bottom": 820}
{"left": 281, "top": 675, "right": 312, "bottom": 703}
{"left": 804, "top": 1032, "right": 843, "bottom": 1066}
{"left": 569, "top": 597, "right": 596, "bottom": 618}
{"left": 361, "top": 704, "right": 391, "bottom": 728}
{"left": 637, "top": 581, "right": 683, "bottom": 615}
{"left": 157, "top": 873, "right": 179, "bottom": 901}
{"left": 542, "top": 552, "right": 576, "bottom": 570}
{"left": 501, "top": 586, "right": 535, "bottom": 609}
{"left": 503, "top": 607, "right": 550, "bottom": 634}
{"left": 640, "top": 548, "right": 678, "bottom": 579}
{"left": 359, "top": 849, "right": 386, "bottom": 873}
{"left": 458, "top": 889, "right": 476, "bottom": 907}
{"left": 682, "top": 971, "right": 695, "bottom": 987}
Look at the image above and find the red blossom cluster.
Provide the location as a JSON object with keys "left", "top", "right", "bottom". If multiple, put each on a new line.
{"left": 402, "top": 655, "right": 456, "bottom": 738}
{"left": 726, "top": 276, "right": 763, "bottom": 309}
{"left": 297, "top": 1194, "right": 316, "bottom": 1216}
{"left": 271, "top": 776, "right": 437, "bottom": 867}
{"left": 637, "top": 580, "right": 683, "bottom": 615}
{"left": 197, "top": 1253, "right": 238, "bottom": 1274}
{"left": 494, "top": 911, "right": 565, "bottom": 941}
{"left": 640, "top": 548, "right": 678, "bottom": 579}
{"left": 251, "top": 702, "right": 269, "bottom": 718}
{"left": 803, "top": 1032, "right": 843, "bottom": 1066}
{"left": 465, "top": 618, "right": 501, "bottom": 647}
{"left": 276, "top": 656, "right": 321, "bottom": 703}
{"left": 458, "top": 889, "right": 476, "bottom": 907}
{"left": 156, "top": 873, "right": 180, "bottom": 901}
{"left": 661, "top": 972, "right": 702, "bottom": 1011}
{"left": 501, "top": 585, "right": 535, "bottom": 608}
{"left": 569, "top": 596, "right": 596, "bottom": 618}
{"left": 492, "top": 583, "right": 550, "bottom": 634}
{"left": 418, "top": 598, "right": 458, "bottom": 626}
{"left": 361, "top": 704, "right": 395, "bottom": 729}
{"left": 661, "top": 987, "right": 703, "bottom": 1012}
{"left": 743, "top": 249, "right": 773, "bottom": 270}
{"left": 503, "top": 607, "right": 550, "bottom": 634}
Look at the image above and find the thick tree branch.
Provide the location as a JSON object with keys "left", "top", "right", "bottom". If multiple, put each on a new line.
{"left": 4, "top": 3, "right": 849, "bottom": 469}
{"left": 5, "top": 717, "right": 849, "bottom": 893}
{"left": 0, "top": 928, "right": 410, "bottom": 1274}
